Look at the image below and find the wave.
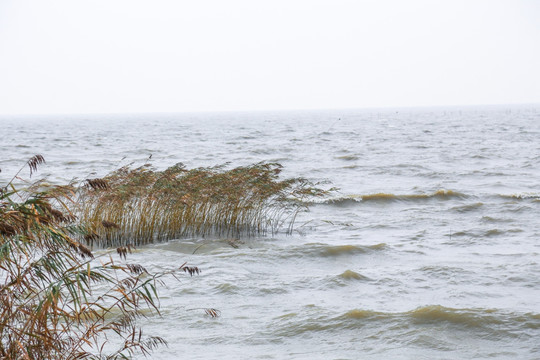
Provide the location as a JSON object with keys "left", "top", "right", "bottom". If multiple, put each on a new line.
{"left": 341, "top": 309, "right": 385, "bottom": 319}
{"left": 318, "top": 190, "right": 468, "bottom": 205}
{"left": 450, "top": 202, "right": 484, "bottom": 212}
{"left": 409, "top": 305, "right": 500, "bottom": 327}
{"left": 213, "top": 282, "right": 241, "bottom": 294}
{"left": 314, "top": 191, "right": 540, "bottom": 206}
{"left": 484, "top": 229, "right": 505, "bottom": 237}
{"left": 344, "top": 305, "right": 540, "bottom": 329}
{"left": 418, "top": 265, "right": 472, "bottom": 279}
{"left": 335, "top": 155, "right": 359, "bottom": 161}
{"left": 337, "top": 270, "right": 370, "bottom": 281}
{"left": 273, "top": 305, "right": 540, "bottom": 338}
{"left": 325, "top": 270, "right": 372, "bottom": 288}
{"left": 319, "top": 243, "right": 387, "bottom": 257}
{"left": 499, "top": 193, "right": 540, "bottom": 200}
{"left": 280, "top": 242, "right": 387, "bottom": 259}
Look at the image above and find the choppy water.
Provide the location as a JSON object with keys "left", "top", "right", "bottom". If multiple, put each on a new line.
{"left": 1, "top": 105, "right": 540, "bottom": 359}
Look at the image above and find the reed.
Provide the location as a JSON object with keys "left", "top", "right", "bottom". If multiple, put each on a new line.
{"left": 1, "top": 155, "right": 329, "bottom": 358}
{"left": 0, "top": 156, "right": 200, "bottom": 359}
{"left": 76, "top": 162, "right": 329, "bottom": 247}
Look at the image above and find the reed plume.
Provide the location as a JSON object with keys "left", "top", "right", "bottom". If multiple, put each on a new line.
{"left": 1, "top": 155, "right": 329, "bottom": 358}
{"left": 76, "top": 162, "right": 329, "bottom": 247}
{"left": 0, "top": 156, "right": 201, "bottom": 359}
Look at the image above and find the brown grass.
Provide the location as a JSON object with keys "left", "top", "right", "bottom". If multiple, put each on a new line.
{"left": 1, "top": 156, "right": 330, "bottom": 358}
{"left": 76, "top": 162, "right": 329, "bottom": 247}
{"left": 0, "top": 156, "right": 203, "bottom": 359}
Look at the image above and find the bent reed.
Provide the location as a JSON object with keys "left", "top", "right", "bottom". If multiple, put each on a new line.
{"left": 78, "top": 161, "right": 329, "bottom": 247}
{"left": 1, "top": 156, "right": 187, "bottom": 359}
{"left": 1, "top": 155, "right": 329, "bottom": 359}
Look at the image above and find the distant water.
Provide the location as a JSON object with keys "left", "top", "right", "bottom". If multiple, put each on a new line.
{"left": 1, "top": 106, "right": 540, "bottom": 359}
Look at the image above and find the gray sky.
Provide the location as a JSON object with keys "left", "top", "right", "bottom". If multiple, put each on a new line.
{"left": 0, "top": 0, "right": 539, "bottom": 114}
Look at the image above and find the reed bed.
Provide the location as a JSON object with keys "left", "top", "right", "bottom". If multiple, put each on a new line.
{"left": 77, "top": 162, "right": 329, "bottom": 247}
{"left": 0, "top": 156, "right": 201, "bottom": 359}
{"left": 1, "top": 156, "right": 329, "bottom": 358}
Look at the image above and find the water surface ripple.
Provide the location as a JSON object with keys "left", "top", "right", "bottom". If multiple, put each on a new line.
{"left": 1, "top": 106, "right": 539, "bottom": 359}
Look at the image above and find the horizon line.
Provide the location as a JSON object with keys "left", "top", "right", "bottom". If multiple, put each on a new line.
{"left": 1, "top": 102, "right": 539, "bottom": 118}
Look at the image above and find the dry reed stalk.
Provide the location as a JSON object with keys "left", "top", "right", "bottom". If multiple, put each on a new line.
{"left": 75, "top": 162, "right": 329, "bottom": 248}
{"left": 1, "top": 157, "right": 330, "bottom": 358}
{"left": 1, "top": 156, "right": 202, "bottom": 359}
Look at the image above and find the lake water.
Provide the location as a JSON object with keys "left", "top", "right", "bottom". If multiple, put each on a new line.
{"left": 1, "top": 105, "right": 540, "bottom": 359}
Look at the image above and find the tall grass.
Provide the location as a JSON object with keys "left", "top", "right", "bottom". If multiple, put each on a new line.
{"left": 1, "top": 156, "right": 330, "bottom": 358}
{"left": 0, "top": 156, "right": 200, "bottom": 359}
{"left": 77, "top": 162, "right": 329, "bottom": 247}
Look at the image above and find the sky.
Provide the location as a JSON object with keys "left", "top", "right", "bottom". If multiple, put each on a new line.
{"left": 0, "top": 0, "right": 539, "bottom": 115}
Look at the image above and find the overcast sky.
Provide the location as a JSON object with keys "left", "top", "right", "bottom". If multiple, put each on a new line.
{"left": 0, "top": 0, "right": 539, "bottom": 115}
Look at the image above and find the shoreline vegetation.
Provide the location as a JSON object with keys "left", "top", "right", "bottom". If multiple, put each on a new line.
{"left": 78, "top": 160, "right": 330, "bottom": 247}
{"left": 0, "top": 155, "right": 329, "bottom": 359}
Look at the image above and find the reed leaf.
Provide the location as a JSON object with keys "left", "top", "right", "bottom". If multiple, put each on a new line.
{"left": 76, "top": 162, "right": 329, "bottom": 247}
{"left": 1, "top": 156, "right": 330, "bottom": 358}
{"left": 1, "top": 156, "right": 203, "bottom": 359}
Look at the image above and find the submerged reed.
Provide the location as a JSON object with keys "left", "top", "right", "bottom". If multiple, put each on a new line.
{"left": 77, "top": 162, "right": 329, "bottom": 247}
